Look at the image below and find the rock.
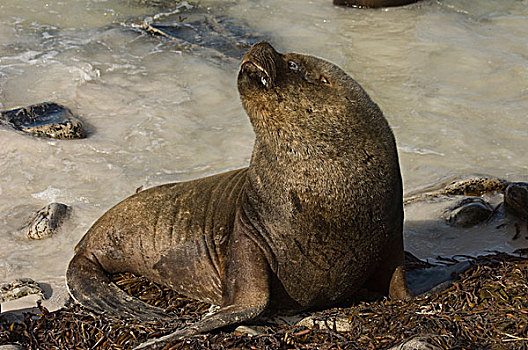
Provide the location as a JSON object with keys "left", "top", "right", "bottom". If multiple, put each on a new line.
{"left": 404, "top": 251, "right": 435, "bottom": 270}
{"left": 406, "top": 261, "right": 471, "bottom": 296}
{"left": 0, "top": 345, "right": 25, "bottom": 350}
{"left": 387, "top": 335, "right": 443, "bottom": 350}
{"left": 404, "top": 252, "right": 472, "bottom": 296}
{"left": 504, "top": 182, "right": 528, "bottom": 219}
{"left": 296, "top": 314, "right": 355, "bottom": 332}
{"left": 0, "top": 294, "right": 42, "bottom": 320}
{"left": 0, "top": 279, "right": 45, "bottom": 322}
{"left": 442, "top": 197, "right": 493, "bottom": 228}
{"left": 404, "top": 177, "right": 509, "bottom": 205}
{"left": 19, "top": 203, "right": 70, "bottom": 240}
{"left": 234, "top": 325, "right": 269, "bottom": 336}
{"left": 404, "top": 176, "right": 528, "bottom": 259}
{"left": 126, "top": 3, "right": 264, "bottom": 60}
{"left": 0, "top": 278, "right": 44, "bottom": 303}
{"left": 441, "top": 177, "right": 508, "bottom": 197}
{"left": 0, "top": 102, "right": 86, "bottom": 139}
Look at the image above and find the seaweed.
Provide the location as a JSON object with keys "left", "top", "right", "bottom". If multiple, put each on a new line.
{"left": 1, "top": 253, "right": 527, "bottom": 349}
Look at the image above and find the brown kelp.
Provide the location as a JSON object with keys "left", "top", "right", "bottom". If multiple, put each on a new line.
{"left": 1, "top": 253, "right": 527, "bottom": 349}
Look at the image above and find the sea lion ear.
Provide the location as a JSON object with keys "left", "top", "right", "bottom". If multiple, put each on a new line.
{"left": 320, "top": 75, "right": 332, "bottom": 86}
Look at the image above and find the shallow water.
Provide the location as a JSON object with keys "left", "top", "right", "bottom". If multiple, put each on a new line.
{"left": 0, "top": 0, "right": 527, "bottom": 309}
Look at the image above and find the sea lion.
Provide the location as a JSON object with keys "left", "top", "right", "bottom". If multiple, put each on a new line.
{"left": 333, "top": 0, "right": 421, "bottom": 8}
{"left": 66, "top": 41, "right": 410, "bottom": 349}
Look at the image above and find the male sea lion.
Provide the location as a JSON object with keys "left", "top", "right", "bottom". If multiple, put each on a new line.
{"left": 333, "top": 0, "right": 421, "bottom": 8}
{"left": 67, "top": 41, "right": 410, "bottom": 348}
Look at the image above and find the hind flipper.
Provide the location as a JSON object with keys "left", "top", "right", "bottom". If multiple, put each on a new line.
{"left": 66, "top": 253, "right": 172, "bottom": 321}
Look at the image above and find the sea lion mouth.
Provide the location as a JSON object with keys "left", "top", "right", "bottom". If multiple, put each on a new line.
{"left": 239, "top": 41, "right": 282, "bottom": 89}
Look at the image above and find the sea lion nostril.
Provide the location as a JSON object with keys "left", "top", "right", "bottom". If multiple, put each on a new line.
{"left": 240, "top": 61, "right": 271, "bottom": 88}
{"left": 241, "top": 61, "right": 260, "bottom": 74}
{"left": 240, "top": 41, "right": 282, "bottom": 85}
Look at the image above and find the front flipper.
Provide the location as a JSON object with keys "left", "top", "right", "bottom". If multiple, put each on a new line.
{"left": 134, "top": 222, "right": 271, "bottom": 349}
{"left": 134, "top": 304, "right": 266, "bottom": 349}
{"left": 364, "top": 231, "right": 412, "bottom": 300}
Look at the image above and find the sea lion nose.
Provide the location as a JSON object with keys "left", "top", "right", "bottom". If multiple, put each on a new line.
{"left": 240, "top": 41, "right": 282, "bottom": 87}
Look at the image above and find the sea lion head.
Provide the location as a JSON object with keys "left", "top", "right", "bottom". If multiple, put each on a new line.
{"left": 237, "top": 41, "right": 387, "bottom": 158}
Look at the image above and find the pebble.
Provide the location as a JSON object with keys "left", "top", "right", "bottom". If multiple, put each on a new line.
{"left": 388, "top": 335, "right": 442, "bottom": 350}
{"left": 0, "top": 278, "right": 44, "bottom": 303}
{"left": 0, "top": 345, "right": 25, "bottom": 350}
{"left": 296, "top": 314, "right": 354, "bottom": 332}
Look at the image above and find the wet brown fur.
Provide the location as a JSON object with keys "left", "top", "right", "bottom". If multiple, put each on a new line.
{"left": 67, "top": 42, "right": 410, "bottom": 349}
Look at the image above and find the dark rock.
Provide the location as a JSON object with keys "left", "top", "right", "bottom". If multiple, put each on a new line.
{"left": 504, "top": 182, "right": 528, "bottom": 219}
{"left": 0, "top": 102, "right": 86, "bottom": 139}
{"left": 442, "top": 197, "right": 493, "bottom": 227}
{"left": 128, "top": 4, "right": 264, "bottom": 60}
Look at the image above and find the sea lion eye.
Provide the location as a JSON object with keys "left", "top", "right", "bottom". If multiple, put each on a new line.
{"left": 288, "top": 61, "right": 300, "bottom": 72}
{"left": 260, "top": 76, "right": 269, "bottom": 88}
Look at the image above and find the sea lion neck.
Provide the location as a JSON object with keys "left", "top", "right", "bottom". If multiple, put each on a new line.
{"left": 237, "top": 41, "right": 401, "bottom": 218}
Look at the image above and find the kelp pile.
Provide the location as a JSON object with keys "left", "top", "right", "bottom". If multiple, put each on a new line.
{"left": 1, "top": 253, "right": 527, "bottom": 349}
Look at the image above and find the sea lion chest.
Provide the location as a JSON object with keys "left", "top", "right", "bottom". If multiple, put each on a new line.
{"left": 244, "top": 158, "right": 392, "bottom": 308}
